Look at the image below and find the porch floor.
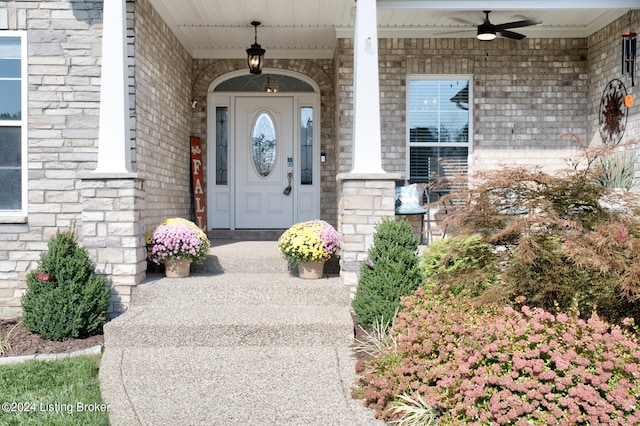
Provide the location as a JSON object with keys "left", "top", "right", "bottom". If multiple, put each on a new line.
{"left": 208, "top": 229, "right": 286, "bottom": 241}
{"left": 99, "top": 240, "right": 384, "bottom": 425}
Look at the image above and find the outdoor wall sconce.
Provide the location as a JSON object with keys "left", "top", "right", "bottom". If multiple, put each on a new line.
{"left": 247, "top": 21, "right": 265, "bottom": 75}
{"left": 622, "top": 31, "right": 637, "bottom": 86}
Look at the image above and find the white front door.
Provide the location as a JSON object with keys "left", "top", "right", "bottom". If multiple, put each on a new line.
{"left": 235, "top": 96, "right": 294, "bottom": 228}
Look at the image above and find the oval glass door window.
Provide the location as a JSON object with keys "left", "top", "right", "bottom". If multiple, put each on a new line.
{"left": 251, "top": 112, "right": 277, "bottom": 177}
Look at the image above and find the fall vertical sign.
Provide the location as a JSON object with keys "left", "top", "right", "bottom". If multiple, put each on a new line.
{"left": 190, "top": 137, "right": 208, "bottom": 234}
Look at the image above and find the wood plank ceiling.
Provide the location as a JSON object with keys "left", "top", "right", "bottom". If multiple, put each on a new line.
{"left": 148, "top": 0, "right": 639, "bottom": 59}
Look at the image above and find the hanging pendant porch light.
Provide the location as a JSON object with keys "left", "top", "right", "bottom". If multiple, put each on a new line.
{"left": 246, "top": 21, "right": 265, "bottom": 75}
{"left": 263, "top": 75, "right": 278, "bottom": 93}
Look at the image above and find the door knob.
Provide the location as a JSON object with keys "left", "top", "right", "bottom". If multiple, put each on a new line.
{"left": 283, "top": 170, "right": 293, "bottom": 195}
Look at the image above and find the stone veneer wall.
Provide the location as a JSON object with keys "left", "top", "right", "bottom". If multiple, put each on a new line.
{"left": 134, "top": 0, "right": 193, "bottom": 229}
{"left": 335, "top": 37, "right": 590, "bottom": 177}
{"left": 0, "top": 0, "right": 194, "bottom": 317}
{"left": 0, "top": 1, "right": 113, "bottom": 317}
{"left": 189, "top": 59, "right": 338, "bottom": 226}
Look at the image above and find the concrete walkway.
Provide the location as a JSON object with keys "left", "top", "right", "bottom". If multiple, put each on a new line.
{"left": 99, "top": 241, "right": 385, "bottom": 426}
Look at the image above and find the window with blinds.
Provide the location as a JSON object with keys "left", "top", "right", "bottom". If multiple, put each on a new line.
{"left": 0, "top": 34, "right": 25, "bottom": 215}
{"left": 407, "top": 77, "right": 471, "bottom": 196}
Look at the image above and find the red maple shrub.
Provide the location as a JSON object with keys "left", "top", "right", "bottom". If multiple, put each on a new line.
{"left": 354, "top": 289, "right": 640, "bottom": 425}
{"left": 430, "top": 137, "right": 640, "bottom": 325}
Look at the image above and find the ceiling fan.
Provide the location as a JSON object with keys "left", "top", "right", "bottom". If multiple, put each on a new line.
{"left": 476, "top": 10, "right": 539, "bottom": 41}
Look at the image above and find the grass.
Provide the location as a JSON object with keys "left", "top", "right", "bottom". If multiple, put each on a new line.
{"left": 0, "top": 355, "right": 109, "bottom": 425}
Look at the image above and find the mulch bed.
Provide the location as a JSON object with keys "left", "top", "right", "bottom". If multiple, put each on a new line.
{"left": 351, "top": 312, "right": 373, "bottom": 363}
{"left": 3, "top": 314, "right": 361, "bottom": 360}
{"left": 0, "top": 318, "right": 103, "bottom": 358}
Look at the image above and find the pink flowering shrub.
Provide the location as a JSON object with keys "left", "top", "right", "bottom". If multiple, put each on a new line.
{"left": 355, "top": 288, "right": 640, "bottom": 425}
{"left": 147, "top": 222, "right": 209, "bottom": 264}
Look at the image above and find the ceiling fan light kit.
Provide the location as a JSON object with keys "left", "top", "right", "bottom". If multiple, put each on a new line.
{"left": 477, "top": 25, "right": 496, "bottom": 41}
{"left": 475, "top": 10, "right": 537, "bottom": 41}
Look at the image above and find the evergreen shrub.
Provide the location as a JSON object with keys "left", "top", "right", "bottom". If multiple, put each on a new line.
{"left": 22, "top": 229, "right": 111, "bottom": 341}
{"left": 422, "top": 234, "right": 498, "bottom": 298}
{"left": 352, "top": 218, "right": 422, "bottom": 329}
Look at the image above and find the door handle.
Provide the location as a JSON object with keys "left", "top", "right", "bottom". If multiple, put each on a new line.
{"left": 283, "top": 170, "right": 293, "bottom": 195}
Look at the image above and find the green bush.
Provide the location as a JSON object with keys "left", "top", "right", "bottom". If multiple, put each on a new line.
{"left": 352, "top": 218, "right": 422, "bottom": 329}
{"left": 422, "top": 234, "right": 498, "bottom": 298}
{"left": 355, "top": 289, "right": 640, "bottom": 425}
{"left": 21, "top": 229, "right": 111, "bottom": 341}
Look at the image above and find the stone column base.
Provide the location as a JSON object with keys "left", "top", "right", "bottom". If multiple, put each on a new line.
{"left": 337, "top": 172, "right": 400, "bottom": 296}
{"left": 80, "top": 173, "right": 146, "bottom": 317}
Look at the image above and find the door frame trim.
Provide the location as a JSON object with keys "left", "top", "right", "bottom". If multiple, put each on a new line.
{"left": 206, "top": 69, "right": 321, "bottom": 230}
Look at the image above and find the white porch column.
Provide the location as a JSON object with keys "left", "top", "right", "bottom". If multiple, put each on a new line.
{"left": 82, "top": 0, "right": 144, "bottom": 316}
{"left": 351, "top": 0, "right": 385, "bottom": 174}
{"left": 95, "top": 0, "right": 132, "bottom": 174}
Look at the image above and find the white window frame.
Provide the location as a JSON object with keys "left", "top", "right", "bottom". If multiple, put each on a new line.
{"left": 405, "top": 74, "right": 473, "bottom": 188}
{"left": 0, "top": 31, "right": 27, "bottom": 223}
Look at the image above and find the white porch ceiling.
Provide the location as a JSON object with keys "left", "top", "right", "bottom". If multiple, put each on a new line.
{"left": 148, "top": 0, "right": 640, "bottom": 59}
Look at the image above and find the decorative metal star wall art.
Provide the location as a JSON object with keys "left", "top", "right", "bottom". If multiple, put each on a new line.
{"left": 599, "top": 79, "right": 628, "bottom": 145}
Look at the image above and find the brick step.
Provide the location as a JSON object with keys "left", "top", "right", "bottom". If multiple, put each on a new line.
{"left": 132, "top": 274, "right": 349, "bottom": 308}
{"left": 103, "top": 305, "right": 354, "bottom": 348}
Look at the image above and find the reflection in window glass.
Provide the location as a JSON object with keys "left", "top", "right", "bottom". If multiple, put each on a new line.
{"left": 215, "top": 107, "right": 228, "bottom": 185}
{"left": 0, "top": 126, "right": 21, "bottom": 209}
{"left": 409, "top": 80, "right": 469, "bottom": 144}
{"left": 0, "top": 34, "right": 23, "bottom": 212}
{"left": 0, "top": 37, "right": 21, "bottom": 78}
{"left": 0, "top": 37, "right": 21, "bottom": 120}
{"left": 0, "top": 81, "right": 21, "bottom": 120}
{"left": 214, "top": 74, "right": 314, "bottom": 92}
{"left": 251, "top": 113, "right": 277, "bottom": 177}
{"left": 300, "top": 107, "right": 313, "bottom": 185}
{"left": 0, "top": 126, "right": 20, "bottom": 166}
{"left": 409, "top": 146, "right": 467, "bottom": 200}
{"left": 408, "top": 78, "right": 470, "bottom": 190}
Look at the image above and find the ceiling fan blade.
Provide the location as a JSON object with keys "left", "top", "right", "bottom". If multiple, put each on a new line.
{"left": 450, "top": 17, "right": 477, "bottom": 26}
{"left": 499, "top": 29, "right": 527, "bottom": 40}
{"left": 496, "top": 19, "right": 538, "bottom": 30}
